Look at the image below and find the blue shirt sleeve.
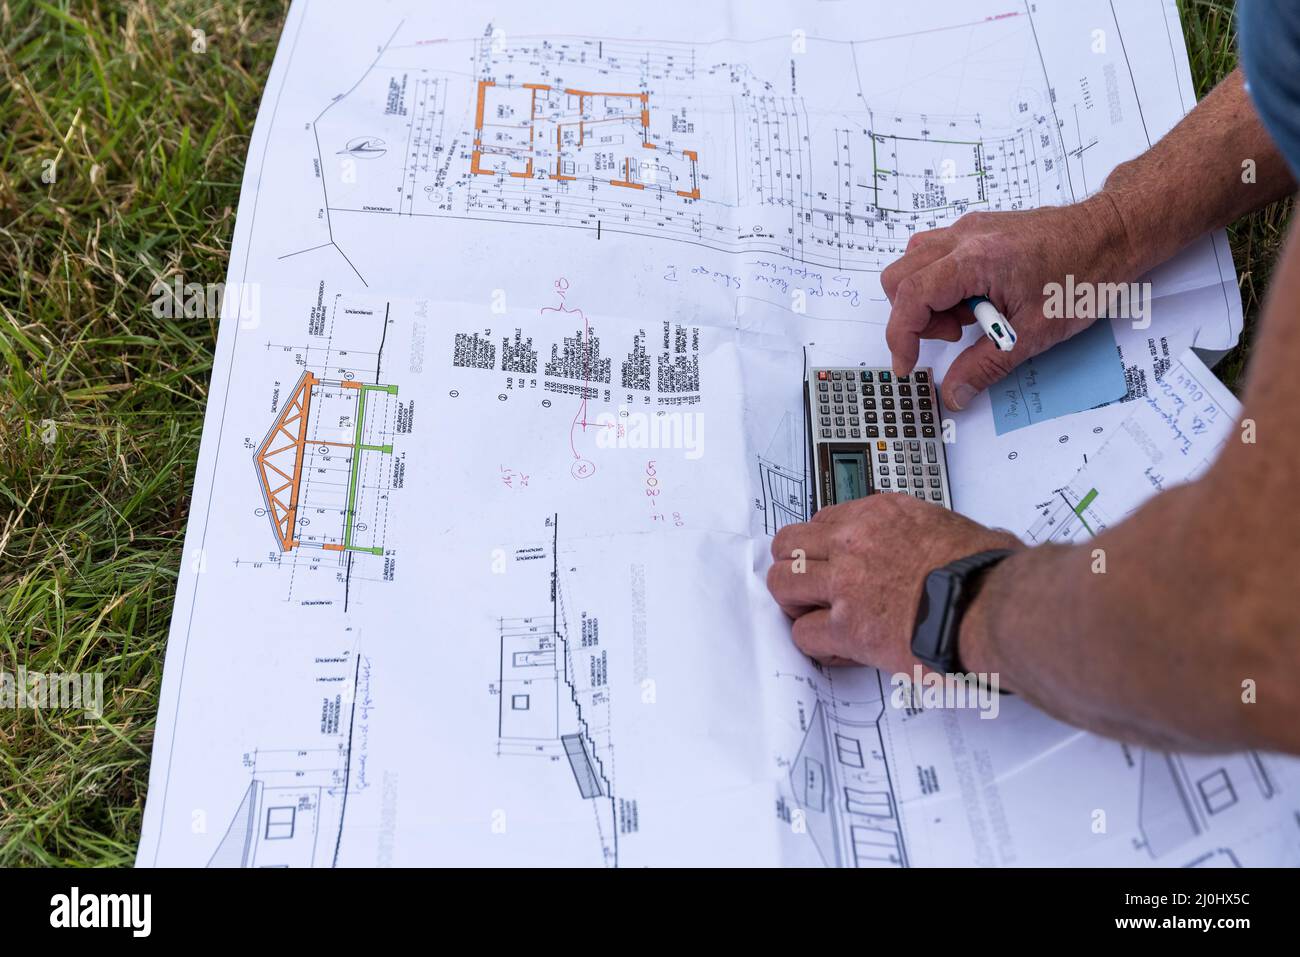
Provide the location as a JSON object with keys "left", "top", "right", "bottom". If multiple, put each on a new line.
{"left": 1239, "top": 0, "right": 1300, "bottom": 180}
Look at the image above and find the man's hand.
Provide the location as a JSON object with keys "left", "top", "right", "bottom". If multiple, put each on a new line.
{"left": 766, "top": 495, "right": 1023, "bottom": 675}
{"left": 881, "top": 196, "right": 1134, "bottom": 410}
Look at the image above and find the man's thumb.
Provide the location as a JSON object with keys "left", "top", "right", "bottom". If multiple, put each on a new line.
{"left": 941, "top": 336, "right": 1020, "bottom": 411}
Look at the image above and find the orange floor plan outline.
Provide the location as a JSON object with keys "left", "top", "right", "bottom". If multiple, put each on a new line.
{"left": 472, "top": 80, "right": 701, "bottom": 199}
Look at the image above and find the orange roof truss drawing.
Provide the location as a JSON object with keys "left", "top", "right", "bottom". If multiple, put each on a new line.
{"left": 254, "top": 370, "right": 317, "bottom": 551}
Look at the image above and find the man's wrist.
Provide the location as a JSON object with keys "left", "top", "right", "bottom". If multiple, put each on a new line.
{"left": 1079, "top": 188, "right": 1146, "bottom": 280}
{"left": 955, "top": 546, "right": 1022, "bottom": 686}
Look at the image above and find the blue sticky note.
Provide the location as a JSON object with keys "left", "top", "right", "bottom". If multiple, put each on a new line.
{"left": 988, "top": 319, "right": 1128, "bottom": 435}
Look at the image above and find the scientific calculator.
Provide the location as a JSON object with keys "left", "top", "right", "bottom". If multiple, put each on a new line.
{"left": 805, "top": 366, "right": 953, "bottom": 513}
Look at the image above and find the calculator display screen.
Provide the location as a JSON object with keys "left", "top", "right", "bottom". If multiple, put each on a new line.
{"left": 831, "top": 452, "right": 868, "bottom": 503}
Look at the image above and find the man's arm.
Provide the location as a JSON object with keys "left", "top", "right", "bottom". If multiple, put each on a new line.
{"left": 962, "top": 225, "right": 1300, "bottom": 754}
{"left": 1101, "top": 68, "right": 1296, "bottom": 274}
{"left": 882, "top": 68, "right": 1296, "bottom": 411}
{"left": 768, "top": 231, "right": 1300, "bottom": 752}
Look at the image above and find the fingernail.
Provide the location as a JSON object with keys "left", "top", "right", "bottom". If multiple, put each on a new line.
{"left": 950, "top": 383, "right": 977, "bottom": 410}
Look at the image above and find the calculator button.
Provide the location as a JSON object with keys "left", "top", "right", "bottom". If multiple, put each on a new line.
{"left": 879, "top": 477, "right": 890, "bottom": 489}
{"left": 818, "top": 382, "right": 828, "bottom": 393}
{"left": 863, "top": 398, "right": 876, "bottom": 410}
{"left": 925, "top": 444, "right": 937, "bottom": 463}
{"left": 847, "top": 381, "right": 857, "bottom": 392}
{"left": 912, "top": 466, "right": 922, "bottom": 476}
{"left": 820, "top": 416, "right": 830, "bottom": 426}
{"left": 914, "top": 490, "right": 925, "bottom": 499}
{"left": 914, "top": 370, "right": 928, "bottom": 382}
{"left": 902, "top": 413, "right": 915, "bottom": 425}
{"left": 885, "top": 426, "right": 898, "bottom": 438}
{"left": 836, "top": 428, "right": 846, "bottom": 438}
{"left": 920, "top": 411, "right": 934, "bottom": 424}
{"left": 930, "top": 490, "right": 943, "bottom": 501}
{"left": 884, "top": 412, "right": 897, "bottom": 424}
{"left": 819, "top": 404, "right": 829, "bottom": 414}
{"left": 861, "top": 371, "right": 872, "bottom": 382}
{"left": 881, "top": 384, "right": 894, "bottom": 397}
{"left": 818, "top": 370, "right": 828, "bottom": 380}
{"left": 833, "top": 382, "right": 842, "bottom": 392}
{"left": 849, "top": 416, "right": 860, "bottom": 426}
{"left": 892, "top": 441, "right": 903, "bottom": 450}
{"left": 910, "top": 453, "right": 921, "bottom": 464}
{"left": 834, "top": 405, "right": 844, "bottom": 414}
{"left": 866, "top": 426, "right": 880, "bottom": 438}
{"left": 922, "top": 426, "right": 936, "bottom": 438}
{"left": 850, "top": 428, "right": 860, "bottom": 438}
{"left": 908, "top": 441, "right": 919, "bottom": 451}
{"left": 882, "top": 398, "right": 895, "bottom": 410}
{"left": 897, "top": 374, "right": 910, "bottom": 384}
{"left": 894, "top": 452, "right": 904, "bottom": 463}
{"left": 904, "top": 426, "right": 918, "bottom": 438}
{"left": 899, "top": 384, "right": 912, "bottom": 396}
{"left": 928, "top": 464, "right": 939, "bottom": 475}
{"left": 831, "top": 371, "right": 841, "bottom": 380}
{"left": 865, "top": 412, "right": 878, "bottom": 424}
{"left": 900, "top": 399, "right": 913, "bottom": 411}
{"left": 835, "top": 416, "right": 845, "bottom": 426}
{"left": 918, "top": 384, "right": 931, "bottom": 396}
{"left": 895, "top": 465, "right": 906, "bottom": 476}
{"left": 876, "top": 441, "right": 888, "bottom": 451}
{"left": 880, "top": 371, "right": 892, "bottom": 383}
{"left": 929, "top": 478, "right": 941, "bottom": 488}
{"left": 821, "top": 428, "right": 831, "bottom": 438}
{"left": 877, "top": 453, "right": 888, "bottom": 463}
{"left": 919, "top": 398, "right": 933, "bottom": 410}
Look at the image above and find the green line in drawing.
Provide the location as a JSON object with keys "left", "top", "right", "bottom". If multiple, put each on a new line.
{"left": 1073, "top": 488, "right": 1098, "bottom": 535}
{"left": 343, "top": 385, "right": 369, "bottom": 550}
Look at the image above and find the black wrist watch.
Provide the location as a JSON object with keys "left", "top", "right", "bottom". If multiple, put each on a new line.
{"left": 910, "top": 549, "right": 1013, "bottom": 674}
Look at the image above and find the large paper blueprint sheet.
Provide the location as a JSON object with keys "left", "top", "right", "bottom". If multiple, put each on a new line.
{"left": 138, "top": 0, "right": 1300, "bottom": 867}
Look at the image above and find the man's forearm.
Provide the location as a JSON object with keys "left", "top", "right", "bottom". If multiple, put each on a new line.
{"left": 961, "top": 221, "right": 1300, "bottom": 754}
{"left": 1097, "top": 67, "right": 1296, "bottom": 277}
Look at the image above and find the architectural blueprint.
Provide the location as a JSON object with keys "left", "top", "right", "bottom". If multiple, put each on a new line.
{"left": 138, "top": 0, "right": 1300, "bottom": 867}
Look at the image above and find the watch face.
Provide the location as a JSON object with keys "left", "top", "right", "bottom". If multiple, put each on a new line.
{"left": 913, "top": 568, "right": 963, "bottom": 666}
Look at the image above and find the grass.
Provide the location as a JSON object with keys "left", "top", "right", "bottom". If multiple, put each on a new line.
{"left": 0, "top": 0, "right": 1292, "bottom": 866}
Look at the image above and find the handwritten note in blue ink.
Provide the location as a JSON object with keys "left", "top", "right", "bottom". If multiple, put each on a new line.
{"left": 988, "top": 319, "right": 1128, "bottom": 435}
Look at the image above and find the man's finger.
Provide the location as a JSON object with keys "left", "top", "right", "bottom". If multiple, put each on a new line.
{"left": 881, "top": 234, "right": 950, "bottom": 300}
{"left": 885, "top": 253, "right": 979, "bottom": 376}
{"left": 940, "top": 333, "right": 1025, "bottom": 410}
{"left": 766, "top": 559, "right": 833, "bottom": 616}
{"left": 771, "top": 521, "right": 834, "bottom": 562}
{"left": 918, "top": 309, "right": 967, "bottom": 343}
{"left": 790, "top": 608, "right": 840, "bottom": 660}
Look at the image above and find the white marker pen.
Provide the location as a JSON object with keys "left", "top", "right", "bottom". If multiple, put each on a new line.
{"left": 965, "top": 296, "right": 1017, "bottom": 352}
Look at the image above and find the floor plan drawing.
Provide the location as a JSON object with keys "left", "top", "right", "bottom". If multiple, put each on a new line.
{"left": 304, "top": 24, "right": 1074, "bottom": 280}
